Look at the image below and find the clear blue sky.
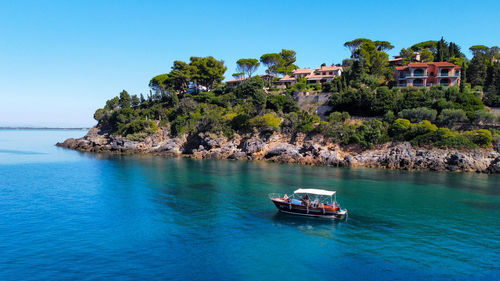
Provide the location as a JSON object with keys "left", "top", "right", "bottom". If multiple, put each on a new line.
{"left": 0, "top": 0, "right": 499, "bottom": 127}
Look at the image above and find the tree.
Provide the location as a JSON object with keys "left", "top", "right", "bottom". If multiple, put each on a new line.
{"left": 232, "top": 72, "right": 244, "bottom": 79}
{"left": 469, "top": 45, "right": 490, "bottom": 57}
{"left": 420, "top": 48, "right": 434, "bottom": 62}
{"left": 468, "top": 53, "right": 488, "bottom": 87}
{"left": 400, "top": 48, "right": 417, "bottom": 65}
{"left": 149, "top": 73, "right": 169, "bottom": 94}
{"left": 119, "top": 90, "right": 131, "bottom": 108}
{"left": 448, "top": 42, "right": 462, "bottom": 59}
{"left": 166, "top": 60, "right": 196, "bottom": 94}
{"left": 190, "top": 56, "right": 227, "bottom": 90}
{"left": 260, "top": 53, "right": 282, "bottom": 76}
{"left": 460, "top": 61, "right": 467, "bottom": 92}
{"left": 344, "top": 38, "right": 371, "bottom": 58}
{"left": 279, "top": 49, "right": 297, "bottom": 75}
{"left": 435, "top": 37, "right": 449, "bottom": 62}
{"left": 355, "top": 40, "right": 389, "bottom": 76}
{"left": 131, "top": 95, "right": 140, "bottom": 107}
{"left": 411, "top": 40, "right": 438, "bottom": 54}
{"left": 484, "top": 62, "right": 500, "bottom": 106}
{"left": 236, "top": 58, "right": 260, "bottom": 77}
{"left": 374, "top": 40, "right": 394, "bottom": 52}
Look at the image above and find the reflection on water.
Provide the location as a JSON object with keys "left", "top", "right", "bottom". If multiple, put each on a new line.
{"left": 0, "top": 149, "right": 45, "bottom": 155}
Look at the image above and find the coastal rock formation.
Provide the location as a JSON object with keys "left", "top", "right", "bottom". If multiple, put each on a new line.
{"left": 56, "top": 127, "right": 500, "bottom": 174}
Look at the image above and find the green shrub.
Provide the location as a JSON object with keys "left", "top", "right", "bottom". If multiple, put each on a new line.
{"left": 118, "top": 119, "right": 158, "bottom": 137}
{"left": 433, "top": 129, "right": 476, "bottom": 148}
{"left": 249, "top": 113, "right": 281, "bottom": 131}
{"left": 355, "top": 119, "right": 389, "bottom": 148}
{"left": 327, "top": 112, "right": 351, "bottom": 124}
{"left": 464, "top": 129, "right": 493, "bottom": 147}
{"left": 398, "top": 107, "right": 437, "bottom": 123}
{"left": 389, "top": 118, "right": 412, "bottom": 140}
{"left": 437, "top": 108, "right": 468, "bottom": 127}
{"left": 230, "top": 114, "right": 251, "bottom": 131}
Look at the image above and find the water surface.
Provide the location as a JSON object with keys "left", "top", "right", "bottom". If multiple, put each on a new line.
{"left": 0, "top": 129, "right": 499, "bottom": 280}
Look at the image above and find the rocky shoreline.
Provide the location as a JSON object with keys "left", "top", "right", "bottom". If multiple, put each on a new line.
{"left": 57, "top": 126, "right": 500, "bottom": 174}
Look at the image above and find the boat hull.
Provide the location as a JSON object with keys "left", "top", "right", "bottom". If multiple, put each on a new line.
{"left": 271, "top": 199, "right": 347, "bottom": 219}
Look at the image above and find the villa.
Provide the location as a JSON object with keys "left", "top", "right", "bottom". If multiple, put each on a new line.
{"left": 275, "top": 65, "right": 343, "bottom": 87}
{"left": 395, "top": 62, "right": 461, "bottom": 87}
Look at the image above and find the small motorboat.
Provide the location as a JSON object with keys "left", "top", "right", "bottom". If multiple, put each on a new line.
{"left": 269, "top": 188, "right": 347, "bottom": 219}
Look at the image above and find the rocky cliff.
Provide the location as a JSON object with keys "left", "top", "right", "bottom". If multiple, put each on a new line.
{"left": 57, "top": 126, "right": 500, "bottom": 174}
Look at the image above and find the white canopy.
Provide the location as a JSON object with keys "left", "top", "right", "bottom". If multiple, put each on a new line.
{"left": 294, "top": 188, "right": 336, "bottom": 196}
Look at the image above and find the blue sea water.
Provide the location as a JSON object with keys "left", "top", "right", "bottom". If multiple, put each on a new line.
{"left": 0, "top": 129, "right": 499, "bottom": 280}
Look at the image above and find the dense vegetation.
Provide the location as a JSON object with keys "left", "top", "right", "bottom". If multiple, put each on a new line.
{"left": 93, "top": 38, "right": 500, "bottom": 150}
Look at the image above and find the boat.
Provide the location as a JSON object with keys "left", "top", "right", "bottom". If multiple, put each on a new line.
{"left": 269, "top": 188, "right": 347, "bottom": 219}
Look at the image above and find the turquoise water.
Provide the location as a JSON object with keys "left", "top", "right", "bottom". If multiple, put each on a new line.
{"left": 0, "top": 129, "right": 499, "bottom": 280}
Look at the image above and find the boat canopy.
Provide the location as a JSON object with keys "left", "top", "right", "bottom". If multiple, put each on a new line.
{"left": 294, "top": 188, "right": 336, "bottom": 196}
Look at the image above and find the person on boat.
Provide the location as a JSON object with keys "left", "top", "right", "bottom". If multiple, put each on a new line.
{"left": 283, "top": 194, "right": 289, "bottom": 202}
{"left": 301, "top": 194, "right": 311, "bottom": 207}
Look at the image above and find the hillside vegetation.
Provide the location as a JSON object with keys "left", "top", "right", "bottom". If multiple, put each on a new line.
{"left": 93, "top": 38, "right": 500, "bottom": 149}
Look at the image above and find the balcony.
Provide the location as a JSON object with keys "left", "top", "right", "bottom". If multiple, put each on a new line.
{"left": 406, "top": 74, "right": 428, "bottom": 78}
{"left": 436, "top": 74, "right": 459, "bottom": 78}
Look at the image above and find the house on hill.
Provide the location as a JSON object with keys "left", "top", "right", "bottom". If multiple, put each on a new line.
{"left": 275, "top": 65, "right": 342, "bottom": 87}
{"left": 395, "top": 62, "right": 461, "bottom": 87}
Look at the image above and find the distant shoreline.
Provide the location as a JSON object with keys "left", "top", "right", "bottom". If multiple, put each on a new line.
{"left": 0, "top": 127, "right": 90, "bottom": 130}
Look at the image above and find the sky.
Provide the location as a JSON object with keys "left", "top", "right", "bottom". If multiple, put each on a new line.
{"left": 0, "top": 0, "right": 499, "bottom": 127}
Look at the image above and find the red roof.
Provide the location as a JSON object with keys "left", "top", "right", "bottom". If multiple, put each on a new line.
{"left": 407, "top": 62, "right": 460, "bottom": 68}
{"left": 396, "top": 66, "right": 408, "bottom": 71}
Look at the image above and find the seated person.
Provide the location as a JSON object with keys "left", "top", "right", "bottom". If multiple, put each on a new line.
{"left": 301, "top": 194, "right": 311, "bottom": 206}
{"left": 311, "top": 198, "right": 319, "bottom": 208}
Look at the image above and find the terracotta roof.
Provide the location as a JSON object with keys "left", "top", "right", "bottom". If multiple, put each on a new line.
{"left": 396, "top": 66, "right": 408, "bottom": 70}
{"left": 430, "top": 62, "right": 460, "bottom": 67}
{"left": 408, "top": 62, "right": 460, "bottom": 68}
{"left": 279, "top": 75, "right": 296, "bottom": 82}
{"left": 226, "top": 77, "right": 247, "bottom": 84}
{"left": 408, "top": 63, "right": 430, "bottom": 67}
{"left": 292, "top": 68, "right": 314, "bottom": 74}
{"left": 306, "top": 74, "right": 334, "bottom": 80}
{"left": 316, "top": 66, "right": 342, "bottom": 71}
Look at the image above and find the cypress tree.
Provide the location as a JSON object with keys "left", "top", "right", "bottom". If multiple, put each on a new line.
{"left": 460, "top": 62, "right": 467, "bottom": 92}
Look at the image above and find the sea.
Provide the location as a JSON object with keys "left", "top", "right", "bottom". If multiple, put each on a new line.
{"left": 0, "top": 129, "right": 498, "bottom": 280}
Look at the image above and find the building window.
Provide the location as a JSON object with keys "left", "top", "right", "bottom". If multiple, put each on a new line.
{"left": 440, "top": 78, "right": 450, "bottom": 86}
{"left": 413, "top": 79, "right": 424, "bottom": 86}
{"left": 456, "top": 70, "right": 460, "bottom": 77}
{"left": 399, "top": 71, "right": 405, "bottom": 78}
{"left": 441, "top": 69, "right": 449, "bottom": 76}
{"left": 414, "top": 69, "right": 424, "bottom": 76}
